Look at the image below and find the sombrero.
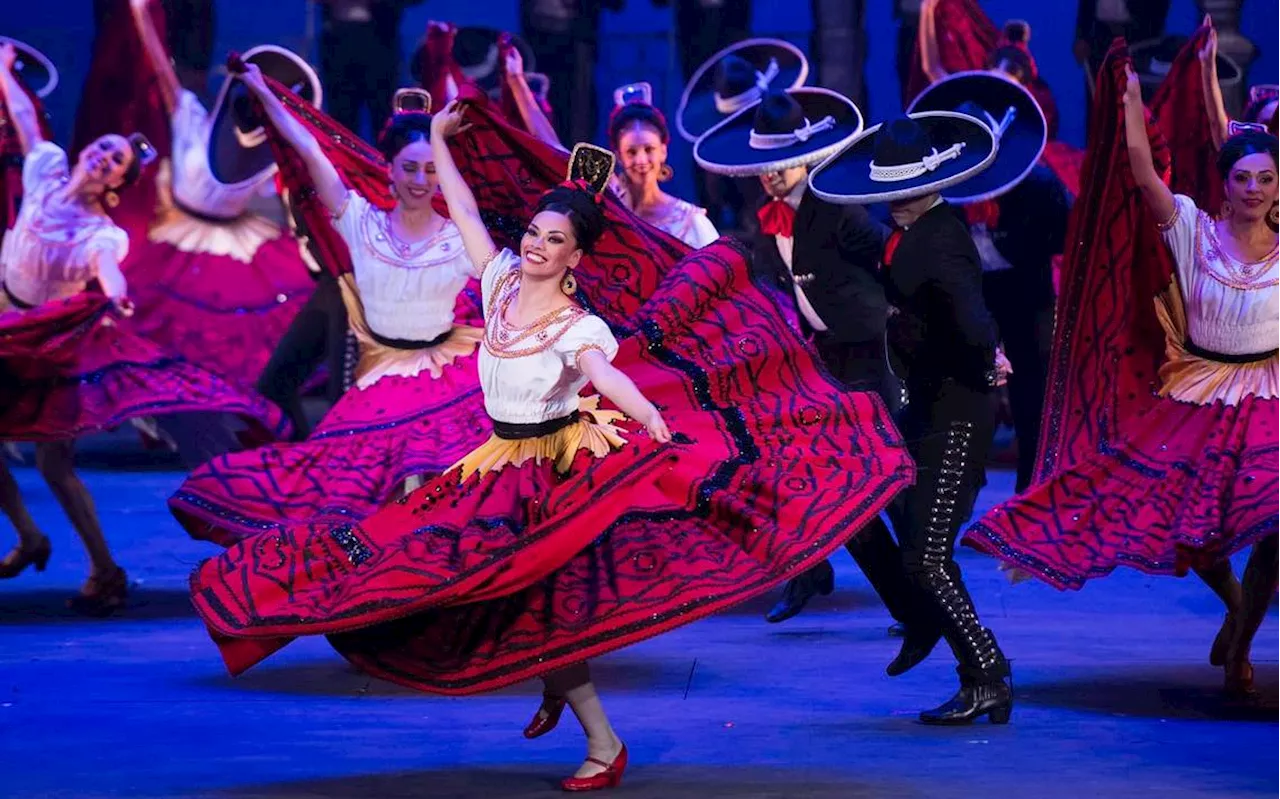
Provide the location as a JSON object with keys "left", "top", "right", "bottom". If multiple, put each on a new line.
{"left": 209, "top": 45, "right": 322, "bottom": 186}
{"left": 809, "top": 112, "right": 997, "bottom": 205}
{"left": 1131, "top": 35, "right": 1242, "bottom": 89}
{"left": 0, "top": 36, "right": 57, "bottom": 98}
{"left": 907, "top": 71, "right": 1046, "bottom": 203}
{"left": 694, "top": 88, "right": 863, "bottom": 178}
{"left": 676, "top": 38, "right": 808, "bottom": 144}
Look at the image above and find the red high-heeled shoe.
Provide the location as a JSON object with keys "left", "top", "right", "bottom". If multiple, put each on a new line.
{"left": 1224, "top": 660, "right": 1256, "bottom": 698}
{"left": 67, "top": 566, "right": 128, "bottom": 618}
{"left": 525, "top": 693, "right": 566, "bottom": 739}
{"left": 561, "top": 744, "right": 627, "bottom": 792}
{"left": 0, "top": 536, "right": 52, "bottom": 579}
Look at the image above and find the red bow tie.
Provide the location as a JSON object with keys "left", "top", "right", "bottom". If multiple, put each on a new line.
{"left": 758, "top": 199, "right": 797, "bottom": 238}
{"left": 883, "top": 229, "right": 904, "bottom": 270}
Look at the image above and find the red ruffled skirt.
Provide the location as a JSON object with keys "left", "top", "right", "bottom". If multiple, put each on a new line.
{"left": 966, "top": 393, "right": 1279, "bottom": 589}
{"left": 123, "top": 220, "right": 314, "bottom": 388}
{"left": 0, "top": 294, "right": 288, "bottom": 441}
{"left": 189, "top": 241, "right": 914, "bottom": 695}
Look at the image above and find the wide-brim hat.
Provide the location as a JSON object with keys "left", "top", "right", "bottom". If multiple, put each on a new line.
{"left": 907, "top": 71, "right": 1045, "bottom": 203}
{"left": 809, "top": 112, "right": 997, "bottom": 205}
{"left": 0, "top": 36, "right": 57, "bottom": 97}
{"left": 694, "top": 88, "right": 863, "bottom": 178}
{"left": 676, "top": 38, "right": 808, "bottom": 144}
{"left": 209, "top": 45, "right": 322, "bottom": 186}
{"left": 454, "top": 27, "right": 535, "bottom": 94}
{"left": 1131, "top": 35, "right": 1242, "bottom": 87}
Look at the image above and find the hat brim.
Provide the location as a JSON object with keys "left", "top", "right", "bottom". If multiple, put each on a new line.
{"left": 809, "top": 112, "right": 997, "bottom": 205}
{"left": 907, "top": 71, "right": 1046, "bottom": 203}
{"left": 209, "top": 45, "right": 322, "bottom": 186}
{"left": 676, "top": 38, "right": 809, "bottom": 144}
{"left": 0, "top": 36, "right": 57, "bottom": 98}
{"left": 1130, "top": 36, "right": 1243, "bottom": 85}
{"left": 693, "top": 88, "right": 863, "bottom": 178}
{"left": 454, "top": 28, "right": 535, "bottom": 93}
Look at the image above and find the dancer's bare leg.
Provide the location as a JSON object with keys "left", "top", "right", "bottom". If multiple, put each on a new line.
{"left": 1194, "top": 558, "right": 1243, "bottom": 666}
{"left": 0, "top": 457, "right": 47, "bottom": 551}
{"left": 1226, "top": 535, "right": 1279, "bottom": 680}
{"left": 35, "top": 442, "right": 116, "bottom": 577}
{"left": 544, "top": 661, "right": 623, "bottom": 778}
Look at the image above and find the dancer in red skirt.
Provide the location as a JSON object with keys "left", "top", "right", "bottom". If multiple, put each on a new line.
{"left": 0, "top": 43, "right": 286, "bottom": 615}
{"left": 123, "top": 0, "right": 319, "bottom": 387}
{"left": 966, "top": 49, "right": 1278, "bottom": 696}
{"left": 189, "top": 101, "right": 913, "bottom": 789}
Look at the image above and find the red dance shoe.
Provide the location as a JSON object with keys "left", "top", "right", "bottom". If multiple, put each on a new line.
{"left": 561, "top": 744, "right": 628, "bottom": 792}
{"left": 524, "top": 693, "right": 566, "bottom": 739}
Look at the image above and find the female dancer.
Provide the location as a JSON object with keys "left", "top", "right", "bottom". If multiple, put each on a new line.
{"left": 501, "top": 47, "right": 718, "bottom": 248}
{"left": 170, "top": 67, "right": 489, "bottom": 546}
{"left": 188, "top": 99, "right": 912, "bottom": 788}
{"left": 0, "top": 43, "right": 284, "bottom": 615}
{"left": 967, "top": 54, "right": 1277, "bottom": 696}
{"left": 124, "top": 0, "right": 316, "bottom": 386}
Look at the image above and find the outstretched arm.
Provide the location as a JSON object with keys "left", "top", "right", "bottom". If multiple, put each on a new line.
{"left": 1122, "top": 65, "right": 1176, "bottom": 225}
{"left": 0, "top": 43, "right": 43, "bottom": 154}
{"left": 430, "top": 101, "right": 499, "bottom": 275}
{"left": 579, "top": 350, "right": 672, "bottom": 443}
{"left": 130, "top": 0, "right": 182, "bottom": 116}
{"left": 502, "top": 47, "right": 564, "bottom": 150}
{"left": 918, "top": 0, "right": 950, "bottom": 84}
{"left": 1198, "top": 20, "right": 1231, "bottom": 150}
{"left": 237, "top": 63, "right": 347, "bottom": 216}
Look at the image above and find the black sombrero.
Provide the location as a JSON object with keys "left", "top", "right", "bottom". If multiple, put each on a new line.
{"left": 907, "top": 71, "right": 1045, "bottom": 203}
{"left": 0, "top": 36, "right": 57, "bottom": 98}
{"left": 454, "top": 27, "right": 536, "bottom": 95}
{"left": 1131, "top": 35, "right": 1242, "bottom": 89}
{"left": 676, "top": 38, "right": 808, "bottom": 144}
{"left": 809, "top": 112, "right": 997, "bottom": 205}
{"left": 209, "top": 45, "right": 322, "bottom": 186}
{"left": 694, "top": 88, "right": 863, "bottom": 178}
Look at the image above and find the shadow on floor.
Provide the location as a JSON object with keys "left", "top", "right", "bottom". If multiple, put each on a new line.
{"left": 1018, "top": 664, "right": 1279, "bottom": 721}
{"left": 0, "top": 588, "right": 195, "bottom": 624}
{"left": 217, "top": 765, "right": 915, "bottom": 799}
{"left": 716, "top": 587, "right": 883, "bottom": 618}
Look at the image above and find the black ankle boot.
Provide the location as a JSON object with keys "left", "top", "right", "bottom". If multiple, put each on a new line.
{"left": 765, "top": 560, "right": 835, "bottom": 623}
{"left": 919, "top": 676, "right": 1013, "bottom": 725}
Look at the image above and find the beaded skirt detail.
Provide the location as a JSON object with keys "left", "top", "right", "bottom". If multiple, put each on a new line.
{"left": 189, "top": 240, "right": 914, "bottom": 694}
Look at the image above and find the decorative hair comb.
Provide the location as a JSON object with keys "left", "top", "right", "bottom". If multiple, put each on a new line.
{"left": 1249, "top": 85, "right": 1279, "bottom": 105}
{"left": 613, "top": 81, "right": 653, "bottom": 109}
{"left": 565, "top": 142, "right": 615, "bottom": 197}
{"left": 127, "top": 133, "right": 158, "bottom": 167}
{"left": 1228, "top": 121, "right": 1270, "bottom": 136}
{"left": 393, "top": 87, "right": 433, "bottom": 114}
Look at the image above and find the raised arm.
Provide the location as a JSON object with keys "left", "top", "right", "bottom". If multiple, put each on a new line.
{"left": 129, "top": 0, "right": 182, "bottom": 116}
{"left": 502, "top": 47, "right": 564, "bottom": 150}
{"left": 429, "top": 101, "right": 499, "bottom": 275}
{"left": 579, "top": 350, "right": 672, "bottom": 443}
{"left": 1122, "top": 65, "right": 1176, "bottom": 225}
{"left": 1197, "top": 21, "right": 1231, "bottom": 150}
{"left": 0, "top": 43, "right": 43, "bottom": 154}
{"left": 918, "top": 0, "right": 950, "bottom": 84}
{"left": 237, "top": 63, "right": 347, "bottom": 215}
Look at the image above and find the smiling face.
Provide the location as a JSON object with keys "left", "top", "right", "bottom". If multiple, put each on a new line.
{"left": 75, "top": 134, "right": 135, "bottom": 191}
{"left": 521, "top": 210, "right": 583, "bottom": 280}
{"left": 1223, "top": 152, "right": 1278, "bottom": 223}
{"left": 616, "top": 122, "right": 667, "bottom": 189}
{"left": 388, "top": 138, "right": 438, "bottom": 211}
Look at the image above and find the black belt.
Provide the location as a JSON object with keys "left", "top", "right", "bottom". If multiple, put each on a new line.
{"left": 172, "top": 198, "right": 244, "bottom": 225}
{"left": 368, "top": 327, "right": 451, "bottom": 351}
{"left": 490, "top": 411, "right": 580, "bottom": 441}
{"left": 1185, "top": 340, "right": 1278, "bottom": 365}
{"left": 2, "top": 282, "right": 35, "bottom": 310}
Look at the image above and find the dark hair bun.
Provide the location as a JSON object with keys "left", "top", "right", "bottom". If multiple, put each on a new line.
{"left": 532, "top": 184, "right": 607, "bottom": 253}
{"left": 1003, "top": 20, "right": 1031, "bottom": 45}
{"left": 608, "top": 102, "right": 670, "bottom": 149}
{"left": 377, "top": 112, "right": 434, "bottom": 161}
{"left": 1217, "top": 128, "right": 1279, "bottom": 180}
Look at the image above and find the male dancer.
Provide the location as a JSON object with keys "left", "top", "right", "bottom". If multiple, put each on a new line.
{"left": 694, "top": 88, "right": 924, "bottom": 638}
{"left": 810, "top": 112, "right": 1014, "bottom": 724}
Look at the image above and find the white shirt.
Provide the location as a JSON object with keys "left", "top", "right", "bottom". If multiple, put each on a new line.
{"left": 331, "top": 191, "right": 477, "bottom": 342}
{"left": 774, "top": 183, "right": 829, "bottom": 333}
{"left": 170, "top": 90, "right": 277, "bottom": 219}
{"left": 972, "top": 225, "right": 1016, "bottom": 273}
{"left": 479, "top": 250, "right": 619, "bottom": 424}
{"left": 1095, "top": 0, "right": 1131, "bottom": 24}
{"left": 0, "top": 142, "right": 129, "bottom": 307}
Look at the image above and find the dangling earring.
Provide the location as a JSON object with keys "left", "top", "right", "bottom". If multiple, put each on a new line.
{"left": 560, "top": 270, "right": 577, "bottom": 296}
{"left": 1219, "top": 200, "right": 1232, "bottom": 221}
{"left": 659, "top": 164, "right": 674, "bottom": 182}
{"left": 1268, "top": 202, "right": 1279, "bottom": 226}
{"left": 103, "top": 190, "right": 120, "bottom": 209}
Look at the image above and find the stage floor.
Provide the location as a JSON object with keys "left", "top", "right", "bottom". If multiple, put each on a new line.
{"left": 1, "top": 434, "right": 1275, "bottom": 799}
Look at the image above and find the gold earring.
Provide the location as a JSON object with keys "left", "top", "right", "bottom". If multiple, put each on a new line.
{"left": 659, "top": 164, "right": 674, "bottom": 182}
{"left": 103, "top": 190, "right": 120, "bottom": 209}
{"left": 560, "top": 270, "right": 577, "bottom": 296}
{"left": 1269, "top": 202, "right": 1279, "bottom": 227}
{"left": 1219, "top": 200, "right": 1232, "bottom": 220}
